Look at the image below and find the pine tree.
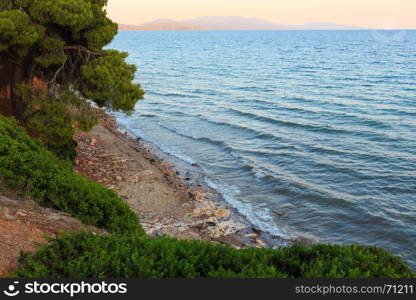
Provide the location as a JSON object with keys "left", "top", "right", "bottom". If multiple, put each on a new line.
{"left": 0, "top": 0, "right": 144, "bottom": 119}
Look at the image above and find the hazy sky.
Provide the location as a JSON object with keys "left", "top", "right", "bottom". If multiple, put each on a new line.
{"left": 107, "top": 0, "right": 415, "bottom": 29}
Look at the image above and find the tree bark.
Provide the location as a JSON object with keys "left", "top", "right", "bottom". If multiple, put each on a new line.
{"left": 9, "top": 55, "right": 37, "bottom": 121}
{"left": 10, "top": 58, "right": 25, "bottom": 121}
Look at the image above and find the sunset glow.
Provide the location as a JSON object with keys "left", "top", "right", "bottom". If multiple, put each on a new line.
{"left": 107, "top": 0, "right": 416, "bottom": 29}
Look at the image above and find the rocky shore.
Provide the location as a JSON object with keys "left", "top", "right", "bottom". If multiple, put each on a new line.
{"left": 74, "top": 115, "right": 269, "bottom": 248}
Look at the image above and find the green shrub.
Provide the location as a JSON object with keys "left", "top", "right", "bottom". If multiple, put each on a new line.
{"left": 15, "top": 231, "right": 414, "bottom": 278}
{"left": 18, "top": 85, "right": 99, "bottom": 161}
{"left": 0, "top": 116, "right": 144, "bottom": 235}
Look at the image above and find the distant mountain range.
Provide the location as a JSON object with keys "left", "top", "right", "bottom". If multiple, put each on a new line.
{"left": 118, "top": 16, "right": 364, "bottom": 31}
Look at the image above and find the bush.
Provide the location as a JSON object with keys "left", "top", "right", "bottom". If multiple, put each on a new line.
{"left": 15, "top": 231, "right": 414, "bottom": 278}
{"left": 0, "top": 116, "right": 144, "bottom": 235}
{"left": 18, "top": 85, "right": 99, "bottom": 161}
{"left": 23, "top": 96, "right": 78, "bottom": 161}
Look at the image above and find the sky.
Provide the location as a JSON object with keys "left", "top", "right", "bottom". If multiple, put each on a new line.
{"left": 107, "top": 0, "right": 416, "bottom": 29}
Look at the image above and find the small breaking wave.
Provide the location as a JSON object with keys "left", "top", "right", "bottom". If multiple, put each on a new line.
{"left": 116, "top": 117, "right": 197, "bottom": 165}
{"left": 204, "top": 178, "right": 294, "bottom": 241}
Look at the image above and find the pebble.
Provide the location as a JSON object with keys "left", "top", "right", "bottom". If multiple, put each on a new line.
{"left": 16, "top": 210, "right": 28, "bottom": 217}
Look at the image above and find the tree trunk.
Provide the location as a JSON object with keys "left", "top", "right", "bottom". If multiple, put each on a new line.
{"left": 10, "top": 62, "right": 25, "bottom": 121}
{"left": 10, "top": 55, "right": 35, "bottom": 121}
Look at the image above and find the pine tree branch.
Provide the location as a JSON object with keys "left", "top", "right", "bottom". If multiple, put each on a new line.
{"left": 63, "top": 46, "right": 104, "bottom": 57}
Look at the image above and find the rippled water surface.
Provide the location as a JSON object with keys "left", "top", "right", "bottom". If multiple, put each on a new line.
{"left": 110, "top": 30, "right": 416, "bottom": 267}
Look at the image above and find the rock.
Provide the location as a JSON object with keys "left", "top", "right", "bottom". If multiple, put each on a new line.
{"left": 256, "top": 239, "right": 266, "bottom": 248}
{"left": 252, "top": 227, "right": 262, "bottom": 234}
{"left": 136, "top": 170, "right": 155, "bottom": 181}
{"left": 160, "top": 162, "right": 171, "bottom": 169}
{"left": 245, "top": 234, "right": 257, "bottom": 242}
{"left": 194, "top": 193, "right": 205, "bottom": 201}
{"left": 15, "top": 210, "right": 28, "bottom": 217}
{"left": 206, "top": 221, "right": 246, "bottom": 239}
{"left": 115, "top": 176, "right": 123, "bottom": 182}
{"left": 2, "top": 207, "right": 13, "bottom": 220}
{"left": 272, "top": 210, "right": 285, "bottom": 217}
{"left": 189, "top": 198, "right": 230, "bottom": 221}
{"left": 205, "top": 221, "right": 217, "bottom": 227}
{"left": 214, "top": 207, "right": 231, "bottom": 219}
{"left": 165, "top": 168, "right": 176, "bottom": 177}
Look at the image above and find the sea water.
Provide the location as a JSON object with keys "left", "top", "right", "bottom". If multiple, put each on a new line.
{"left": 110, "top": 30, "right": 416, "bottom": 268}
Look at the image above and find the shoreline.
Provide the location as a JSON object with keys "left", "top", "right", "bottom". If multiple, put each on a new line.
{"left": 115, "top": 116, "right": 299, "bottom": 248}
{"left": 74, "top": 113, "right": 279, "bottom": 248}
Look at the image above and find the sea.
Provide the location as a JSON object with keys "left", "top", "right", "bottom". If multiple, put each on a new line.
{"left": 109, "top": 30, "right": 416, "bottom": 268}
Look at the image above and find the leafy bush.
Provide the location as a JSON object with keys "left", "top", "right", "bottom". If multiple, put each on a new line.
{"left": 18, "top": 85, "right": 99, "bottom": 161}
{"left": 0, "top": 116, "right": 144, "bottom": 235}
{"left": 16, "top": 231, "right": 414, "bottom": 278}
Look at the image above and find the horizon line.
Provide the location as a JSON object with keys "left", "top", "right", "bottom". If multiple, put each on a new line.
{"left": 118, "top": 27, "right": 416, "bottom": 31}
{"left": 116, "top": 16, "right": 415, "bottom": 30}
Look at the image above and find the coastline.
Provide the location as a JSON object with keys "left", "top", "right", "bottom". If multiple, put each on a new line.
{"left": 74, "top": 113, "right": 277, "bottom": 248}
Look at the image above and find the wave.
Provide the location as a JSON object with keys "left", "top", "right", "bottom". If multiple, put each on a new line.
{"left": 232, "top": 86, "right": 275, "bottom": 93}
{"left": 134, "top": 109, "right": 416, "bottom": 164}
{"left": 126, "top": 118, "right": 409, "bottom": 203}
{"left": 145, "top": 102, "right": 414, "bottom": 144}
{"left": 146, "top": 90, "right": 201, "bottom": 99}
{"left": 229, "top": 96, "right": 410, "bottom": 129}
{"left": 143, "top": 118, "right": 373, "bottom": 202}
{"left": 204, "top": 178, "right": 294, "bottom": 240}
{"left": 116, "top": 119, "right": 197, "bottom": 165}
{"left": 222, "top": 107, "right": 406, "bottom": 143}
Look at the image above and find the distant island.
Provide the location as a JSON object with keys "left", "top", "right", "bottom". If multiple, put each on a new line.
{"left": 118, "top": 16, "right": 365, "bottom": 31}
